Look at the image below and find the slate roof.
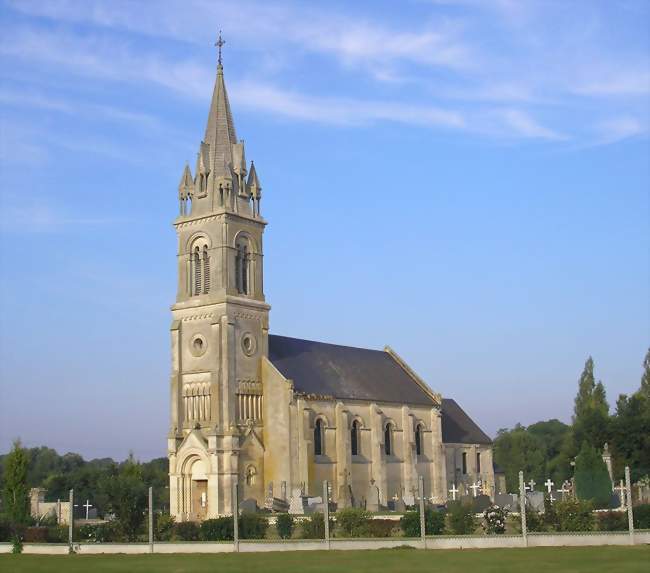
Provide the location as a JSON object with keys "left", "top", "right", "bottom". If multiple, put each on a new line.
{"left": 268, "top": 335, "right": 436, "bottom": 406}
{"left": 441, "top": 398, "right": 492, "bottom": 445}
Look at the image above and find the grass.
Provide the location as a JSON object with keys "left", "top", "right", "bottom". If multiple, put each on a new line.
{"left": 1, "top": 546, "right": 649, "bottom": 573}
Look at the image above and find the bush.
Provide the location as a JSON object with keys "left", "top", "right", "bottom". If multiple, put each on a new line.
{"left": 301, "top": 512, "right": 333, "bottom": 539}
{"left": 276, "top": 514, "right": 294, "bottom": 539}
{"left": 75, "top": 522, "right": 122, "bottom": 543}
{"left": 46, "top": 526, "right": 68, "bottom": 543}
{"left": 597, "top": 511, "right": 628, "bottom": 531}
{"left": 200, "top": 517, "right": 233, "bottom": 541}
{"left": 366, "top": 519, "right": 398, "bottom": 538}
{"left": 574, "top": 443, "right": 612, "bottom": 509}
{"left": 447, "top": 501, "right": 476, "bottom": 535}
{"left": 23, "top": 527, "right": 48, "bottom": 543}
{"left": 154, "top": 513, "right": 176, "bottom": 541}
{"left": 525, "top": 507, "right": 544, "bottom": 532}
{"left": 482, "top": 505, "right": 507, "bottom": 534}
{"left": 633, "top": 504, "right": 650, "bottom": 529}
{"left": 335, "top": 508, "right": 371, "bottom": 537}
{"left": 400, "top": 509, "right": 446, "bottom": 537}
{"left": 0, "top": 518, "right": 13, "bottom": 542}
{"left": 554, "top": 499, "right": 594, "bottom": 532}
{"left": 175, "top": 521, "right": 200, "bottom": 541}
{"left": 239, "top": 513, "right": 268, "bottom": 539}
{"left": 541, "top": 495, "right": 557, "bottom": 530}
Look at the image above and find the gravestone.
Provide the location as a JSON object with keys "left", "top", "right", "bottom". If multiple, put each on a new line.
{"left": 288, "top": 488, "right": 307, "bottom": 515}
{"left": 281, "top": 481, "right": 287, "bottom": 501}
{"left": 402, "top": 493, "right": 415, "bottom": 508}
{"left": 526, "top": 491, "right": 544, "bottom": 512}
{"left": 495, "top": 493, "right": 517, "bottom": 511}
{"left": 239, "top": 498, "right": 258, "bottom": 513}
{"left": 393, "top": 498, "right": 407, "bottom": 513}
{"left": 472, "top": 494, "right": 492, "bottom": 513}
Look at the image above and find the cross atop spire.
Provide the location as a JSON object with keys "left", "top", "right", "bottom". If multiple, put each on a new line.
{"left": 215, "top": 30, "right": 225, "bottom": 67}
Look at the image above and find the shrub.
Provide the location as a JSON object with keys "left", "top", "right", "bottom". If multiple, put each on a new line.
{"left": 482, "top": 505, "right": 507, "bottom": 534}
{"left": 154, "top": 513, "right": 176, "bottom": 541}
{"left": 200, "top": 517, "right": 233, "bottom": 541}
{"left": 597, "top": 511, "right": 628, "bottom": 531}
{"left": 633, "top": 504, "right": 650, "bottom": 529}
{"left": 400, "top": 509, "right": 445, "bottom": 537}
{"left": 447, "top": 501, "right": 476, "bottom": 535}
{"left": 525, "top": 507, "right": 544, "bottom": 532}
{"left": 23, "top": 527, "right": 48, "bottom": 543}
{"left": 46, "top": 526, "right": 68, "bottom": 543}
{"left": 541, "top": 495, "right": 557, "bottom": 530}
{"left": 175, "top": 521, "right": 200, "bottom": 541}
{"left": 0, "top": 518, "right": 13, "bottom": 542}
{"left": 554, "top": 499, "right": 594, "bottom": 532}
{"left": 335, "top": 508, "right": 371, "bottom": 537}
{"left": 301, "top": 512, "right": 332, "bottom": 539}
{"left": 366, "top": 519, "right": 398, "bottom": 538}
{"left": 239, "top": 513, "right": 268, "bottom": 539}
{"left": 276, "top": 514, "right": 294, "bottom": 539}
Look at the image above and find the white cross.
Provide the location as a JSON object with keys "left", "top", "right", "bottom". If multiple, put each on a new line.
{"left": 557, "top": 484, "right": 570, "bottom": 500}
{"left": 549, "top": 493, "right": 556, "bottom": 503}
{"left": 469, "top": 482, "right": 481, "bottom": 498}
{"left": 528, "top": 479, "right": 536, "bottom": 491}
{"left": 448, "top": 484, "right": 459, "bottom": 501}
{"left": 614, "top": 480, "right": 626, "bottom": 507}
{"left": 83, "top": 500, "right": 93, "bottom": 520}
{"left": 544, "top": 479, "right": 554, "bottom": 493}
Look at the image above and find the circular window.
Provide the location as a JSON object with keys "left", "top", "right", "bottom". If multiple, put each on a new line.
{"left": 190, "top": 334, "right": 207, "bottom": 357}
{"left": 241, "top": 332, "right": 257, "bottom": 356}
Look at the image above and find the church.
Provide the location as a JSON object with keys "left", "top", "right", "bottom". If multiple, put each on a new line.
{"left": 167, "top": 45, "right": 494, "bottom": 520}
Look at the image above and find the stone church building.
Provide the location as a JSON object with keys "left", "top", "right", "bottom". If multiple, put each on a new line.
{"left": 168, "top": 54, "right": 494, "bottom": 520}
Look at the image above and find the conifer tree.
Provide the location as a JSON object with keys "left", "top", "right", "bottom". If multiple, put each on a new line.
{"left": 572, "top": 357, "right": 610, "bottom": 450}
{"left": 640, "top": 348, "right": 650, "bottom": 399}
{"left": 2, "top": 440, "right": 30, "bottom": 525}
{"left": 574, "top": 442, "right": 612, "bottom": 509}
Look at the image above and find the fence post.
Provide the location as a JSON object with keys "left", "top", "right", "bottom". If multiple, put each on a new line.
{"left": 323, "top": 480, "right": 331, "bottom": 549}
{"left": 232, "top": 481, "right": 239, "bottom": 552}
{"left": 148, "top": 486, "right": 154, "bottom": 553}
{"left": 518, "top": 471, "right": 527, "bottom": 547}
{"left": 418, "top": 475, "right": 426, "bottom": 549}
{"left": 625, "top": 466, "right": 634, "bottom": 545}
{"left": 68, "top": 489, "right": 74, "bottom": 552}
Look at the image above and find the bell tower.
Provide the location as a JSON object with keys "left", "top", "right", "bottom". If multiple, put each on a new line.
{"left": 168, "top": 35, "right": 269, "bottom": 519}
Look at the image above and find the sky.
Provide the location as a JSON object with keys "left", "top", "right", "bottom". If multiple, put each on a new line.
{"left": 0, "top": 0, "right": 648, "bottom": 462}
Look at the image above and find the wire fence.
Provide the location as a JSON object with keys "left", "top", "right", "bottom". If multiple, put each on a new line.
{"left": 10, "top": 466, "right": 650, "bottom": 552}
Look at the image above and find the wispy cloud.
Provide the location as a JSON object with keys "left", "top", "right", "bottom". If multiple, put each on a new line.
{"left": 593, "top": 117, "right": 647, "bottom": 145}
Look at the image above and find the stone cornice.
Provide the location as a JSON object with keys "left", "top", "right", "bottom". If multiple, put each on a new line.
{"left": 174, "top": 209, "right": 267, "bottom": 230}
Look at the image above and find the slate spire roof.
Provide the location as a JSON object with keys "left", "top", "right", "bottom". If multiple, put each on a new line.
{"left": 203, "top": 63, "right": 237, "bottom": 181}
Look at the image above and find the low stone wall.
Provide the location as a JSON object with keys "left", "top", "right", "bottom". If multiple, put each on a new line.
{"left": 1, "top": 530, "right": 647, "bottom": 555}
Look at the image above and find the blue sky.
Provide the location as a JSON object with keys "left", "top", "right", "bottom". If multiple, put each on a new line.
{"left": 0, "top": 0, "right": 648, "bottom": 461}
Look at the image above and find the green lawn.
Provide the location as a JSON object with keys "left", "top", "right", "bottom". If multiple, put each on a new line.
{"left": 2, "top": 546, "right": 649, "bottom": 573}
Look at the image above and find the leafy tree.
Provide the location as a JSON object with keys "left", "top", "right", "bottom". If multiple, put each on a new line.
{"left": 2, "top": 440, "right": 30, "bottom": 526}
{"left": 493, "top": 425, "right": 546, "bottom": 492}
{"left": 574, "top": 442, "right": 611, "bottom": 508}
{"left": 100, "top": 454, "right": 148, "bottom": 541}
{"left": 640, "top": 348, "right": 650, "bottom": 399}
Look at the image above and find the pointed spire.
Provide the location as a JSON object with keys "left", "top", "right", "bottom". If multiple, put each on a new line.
{"left": 203, "top": 34, "right": 237, "bottom": 183}
{"left": 178, "top": 163, "right": 193, "bottom": 199}
{"left": 247, "top": 161, "right": 261, "bottom": 199}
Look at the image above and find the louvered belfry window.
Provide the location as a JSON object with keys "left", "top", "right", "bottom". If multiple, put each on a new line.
{"left": 202, "top": 245, "right": 210, "bottom": 294}
{"left": 193, "top": 247, "right": 202, "bottom": 295}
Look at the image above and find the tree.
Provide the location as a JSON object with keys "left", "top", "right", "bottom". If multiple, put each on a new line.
{"left": 2, "top": 440, "right": 30, "bottom": 526}
{"left": 574, "top": 442, "right": 611, "bottom": 509}
{"left": 572, "top": 357, "right": 610, "bottom": 450}
{"left": 101, "top": 454, "right": 148, "bottom": 541}
{"left": 640, "top": 348, "right": 650, "bottom": 399}
{"left": 493, "top": 425, "right": 546, "bottom": 492}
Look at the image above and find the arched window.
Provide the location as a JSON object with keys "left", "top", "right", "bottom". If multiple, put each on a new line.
{"left": 202, "top": 245, "right": 210, "bottom": 294}
{"left": 235, "top": 236, "right": 251, "bottom": 295}
{"left": 476, "top": 452, "right": 481, "bottom": 473}
{"left": 193, "top": 246, "right": 201, "bottom": 296}
{"left": 314, "top": 419, "right": 324, "bottom": 456}
{"left": 351, "top": 420, "right": 360, "bottom": 456}
{"left": 415, "top": 424, "right": 423, "bottom": 456}
{"left": 384, "top": 423, "right": 393, "bottom": 456}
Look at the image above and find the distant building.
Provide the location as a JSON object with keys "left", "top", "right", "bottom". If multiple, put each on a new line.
{"left": 167, "top": 47, "right": 494, "bottom": 520}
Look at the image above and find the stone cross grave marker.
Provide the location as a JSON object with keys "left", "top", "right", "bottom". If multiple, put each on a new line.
{"left": 544, "top": 479, "right": 554, "bottom": 493}
{"left": 614, "top": 480, "right": 626, "bottom": 507}
{"left": 469, "top": 482, "right": 481, "bottom": 498}
{"left": 448, "top": 484, "right": 459, "bottom": 501}
{"left": 528, "top": 479, "right": 536, "bottom": 491}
